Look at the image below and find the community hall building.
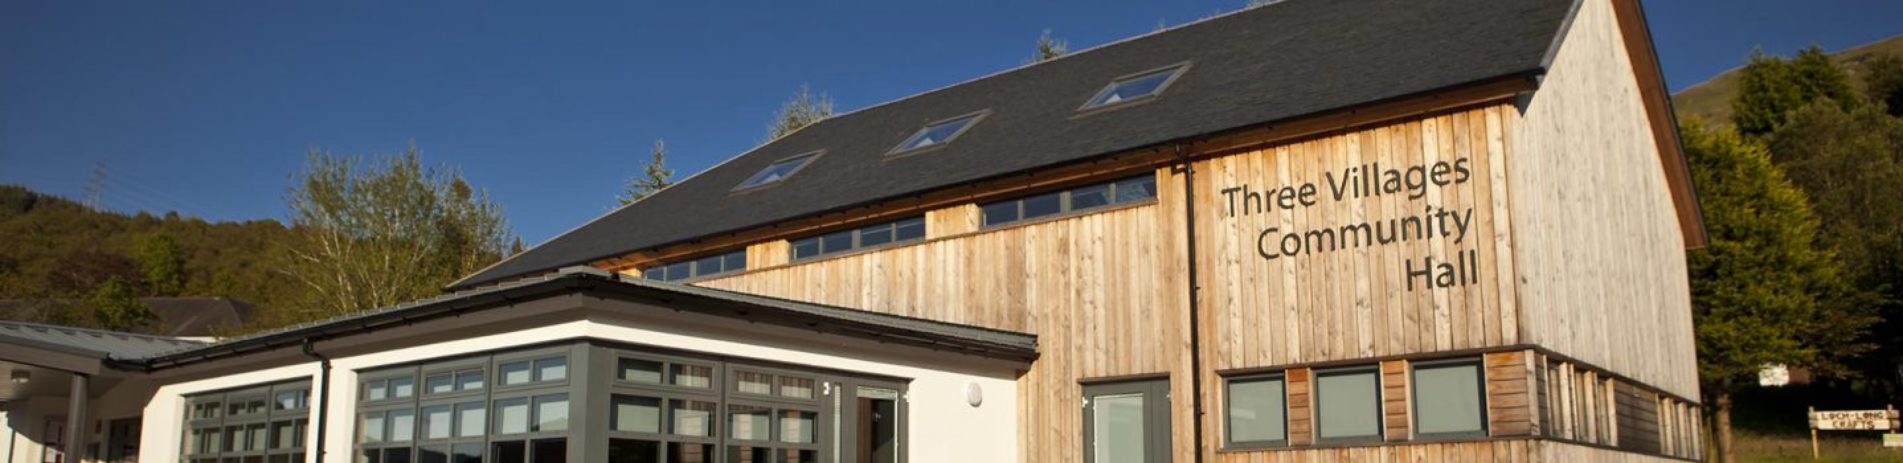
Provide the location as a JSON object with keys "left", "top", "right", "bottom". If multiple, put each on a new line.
{"left": 0, "top": 0, "right": 1707, "bottom": 461}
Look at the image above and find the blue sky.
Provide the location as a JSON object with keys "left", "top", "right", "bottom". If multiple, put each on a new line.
{"left": 4, "top": 1, "right": 1902, "bottom": 245}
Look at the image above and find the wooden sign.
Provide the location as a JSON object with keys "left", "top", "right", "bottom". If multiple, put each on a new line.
{"left": 1884, "top": 433, "right": 1902, "bottom": 448}
{"left": 1810, "top": 409, "right": 1900, "bottom": 431}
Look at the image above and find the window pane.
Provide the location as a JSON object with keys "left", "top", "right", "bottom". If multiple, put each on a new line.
{"left": 247, "top": 423, "right": 268, "bottom": 450}
{"left": 790, "top": 237, "right": 821, "bottom": 260}
{"left": 666, "top": 442, "right": 715, "bottom": 463}
{"left": 728, "top": 405, "right": 772, "bottom": 441}
{"left": 818, "top": 230, "right": 853, "bottom": 254}
{"left": 858, "top": 223, "right": 894, "bottom": 247}
{"left": 1414, "top": 362, "right": 1485, "bottom": 435}
{"left": 384, "top": 448, "right": 414, "bottom": 463}
{"left": 455, "top": 402, "right": 486, "bottom": 438}
{"left": 362, "top": 413, "right": 386, "bottom": 443}
{"left": 779, "top": 377, "right": 815, "bottom": 399}
{"left": 274, "top": 390, "right": 306, "bottom": 410}
{"left": 1092, "top": 393, "right": 1146, "bottom": 463}
{"left": 530, "top": 439, "right": 566, "bottom": 463}
{"left": 981, "top": 200, "right": 1019, "bottom": 226}
{"left": 1021, "top": 191, "right": 1063, "bottom": 219}
{"left": 721, "top": 252, "right": 747, "bottom": 274}
{"left": 608, "top": 439, "right": 659, "bottom": 463}
{"left": 1227, "top": 377, "right": 1286, "bottom": 443}
{"left": 1071, "top": 184, "right": 1112, "bottom": 211}
{"left": 389, "top": 409, "right": 416, "bottom": 442}
{"left": 1316, "top": 369, "right": 1381, "bottom": 441}
{"left": 491, "top": 441, "right": 525, "bottom": 463}
{"left": 390, "top": 377, "right": 415, "bottom": 398}
{"left": 670, "top": 400, "right": 715, "bottom": 437}
{"left": 455, "top": 371, "right": 484, "bottom": 391}
{"left": 498, "top": 362, "right": 531, "bottom": 386}
{"left": 613, "top": 396, "right": 662, "bottom": 434}
{"left": 728, "top": 446, "right": 771, "bottom": 463}
{"left": 735, "top": 153, "right": 818, "bottom": 190}
{"left": 366, "top": 381, "right": 388, "bottom": 401}
{"left": 894, "top": 217, "right": 925, "bottom": 242}
{"left": 425, "top": 374, "right": 453, "bottom": 394}
{"left": 422, "top": 405, "right": 452, "bottom": 440}
{"left": 670, "top": 364, "right": 712, "bottom": 388}
{"left": 619, "top": 358, "right": 664, "bottom": 384}
{"left": 695, "top": 254, "right": 726, "bottom": 276}
{"left": 535, "top": 394, "right": 569, "bottom": 432}
{"left": 496, "top": 398, "right": 530, "bottom": 435}
{"left": 534, "top": 357, "right": 567, "bottom": 382}
{"left": 362, "top": 449, "right": 383, "bottom": 463}
{"left": 663, "top": 262, "right": 691, "bottom": 281}
{"left": 271, "top": 421, "right": 300, "bottom": 449}
{"left": 779, "top": 410, "right": 817, "bottom": 444}
{"left": 419, "top": 446, "right": 448, "bottom": 463}
{"left": 736, "top": 371, "right": 773, "bottom": 395}
{"left": 451, "top": 443, "right": 483, "bottom": 463}
{"left": 1086, "top": 67, "right": 1180, "bottom": 109}
{"left": 894, "top": 115, "right": 977, "bottom": 153}
{"left": 642, "top": 267, "right": 664, "bottom": 281}
{"left": 1114, "top": 175, "right": 1157, "bottom": 203}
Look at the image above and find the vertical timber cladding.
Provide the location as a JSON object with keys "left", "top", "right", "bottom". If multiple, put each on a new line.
{"left": 1192, "top": 103, "right": 1520, "bottom": 372}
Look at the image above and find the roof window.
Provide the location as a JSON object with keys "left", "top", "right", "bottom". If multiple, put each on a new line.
{"left": 733, "top": 151, "right": 821, "bottom": 191}
{"left": 888, "top": 112, "right": 986, "bottom": 156}
{"left": 1079, "top": 64, "right": 1189, "bottom": 112}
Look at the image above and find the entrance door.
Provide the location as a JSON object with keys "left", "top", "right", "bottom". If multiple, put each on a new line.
{"left": 837, "top": 380, "right": 904, "bottom": 463}
{"left": 1082, "top": 380, "right": 1171, "bottom": 463}
{"left": 105, "top": 417, "right": 141, "bottom": 463}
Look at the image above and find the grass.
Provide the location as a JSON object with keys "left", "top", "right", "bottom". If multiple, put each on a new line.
{"left": 1670, "top": 34, "right": 1903, "bottom": 125}
{"left": 1730, "top": 431, "right": 1903, "bottom": 462}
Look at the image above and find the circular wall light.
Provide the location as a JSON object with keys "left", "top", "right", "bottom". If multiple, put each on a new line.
{"left": 965, "top": 382, "right": 983, "bottom": 407}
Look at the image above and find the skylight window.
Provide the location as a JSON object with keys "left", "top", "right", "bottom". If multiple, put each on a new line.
{"left": 889, "top": 112, "right": 985, "bottom": 156}
{"left": 733, "top": 151, "right": 821, "bottom": 191}
{"left": 1079, "top": 64, "right": 1190, "bottom": 112}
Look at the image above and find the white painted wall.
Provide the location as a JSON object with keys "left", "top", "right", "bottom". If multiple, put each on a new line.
{"left": 136, "top": 317, "right": 1021, "bottom": 463}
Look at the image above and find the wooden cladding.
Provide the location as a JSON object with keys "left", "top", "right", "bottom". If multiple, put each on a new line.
{"left": 1380, "top": 361, "right": 1409, "bottom": 442}
{"left": 1533, "top": 352, "right": 1703, "bottom": 461}
{"left": 1486, "top": 351, "right": 1537, "bottom": 437}
{"left": 1287, "top": 368, "right": 1314, "bottom": 446}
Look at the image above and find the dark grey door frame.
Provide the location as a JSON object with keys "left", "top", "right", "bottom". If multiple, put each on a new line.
{"left": 1082, "top": 379, "right": 1172, "bottom": 463}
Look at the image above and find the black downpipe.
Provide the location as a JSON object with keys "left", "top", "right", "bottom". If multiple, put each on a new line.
{"left": 1177, "top": 144, "right": 1206, "bottom": 463}
{"left": 302, "top": 339, "right": 332, "bottom": 463}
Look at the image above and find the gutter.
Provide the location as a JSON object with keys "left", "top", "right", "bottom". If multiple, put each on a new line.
{"left": 301, "top": 339, "right": 332, "bottom": 463}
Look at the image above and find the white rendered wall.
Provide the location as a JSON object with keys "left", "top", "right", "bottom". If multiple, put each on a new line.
{"left": 137, "top": 318, "right": 1021, "bottom": 463}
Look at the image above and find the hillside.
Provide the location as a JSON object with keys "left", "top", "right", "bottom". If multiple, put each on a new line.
{"left": 1672, "top": 34, "right": 1903, "bottom": 124}
{"left": 0, "top": 185, "right": 303, "bottom": 330}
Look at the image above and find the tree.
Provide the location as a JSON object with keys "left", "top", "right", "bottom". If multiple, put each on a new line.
{"left": 1731, "top": 46, "right": 1863, "bottom": 138}
{"left": 765, "top": 85, "right": 834, "bottom": 142}
{"left": 1766, "top": 101, "right": 1903, "bottom": 395}
{"left": 1682, "top": 119, "right": 1873, "bottom": 463}
{"left": 133, "top": 232, "right": 185, "bottom": 296}
{"left": 1861, "top": 54, "right": 1903, "bottom": 118}
{"left": 1029, "top": 29, "right": 1068, "bottom": 63}
{"left": 282, "top": 143, "right": 515, "bottom": 321}
{"left": 620, "top": 139, "right": 675, "bottom": 205}
{"left": 87, "top": 277, "right": 153, "bottom": 332}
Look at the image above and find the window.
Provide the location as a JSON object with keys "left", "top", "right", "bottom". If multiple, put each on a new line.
{"left": 1082, "top": 380, "right": 1170, "bottom": 463}
{"left": 358, "top": 351, "right": 570, "bottom": 463}
{"left": 982, "top": 174, "right": 1157, "bottom": 228}
{"left": 642, "top": 249, "right": 747, "bottom": 282}
{"left": 888, "top": 112, "right": 985, "bottom": 156}
{"left": 1225, "top": 374, "right": 1287, "bottom": 448}
{"left": 1314, "top": 366, "right": 1382, "bottom": 444}
{"left": 790, "top": 216, "right": 926, "bottom": 261}
{"left": 1413, "top": 359, "right": 1487, "bottom": 439}
{"left": 1079, "top": 64, "right": 1189, "bottom": 112}
{"left": 734, "top": 151, "right": 821, "bottom": 191}
{"left": 183, "top": 380, "right": 310, "bottom": 463}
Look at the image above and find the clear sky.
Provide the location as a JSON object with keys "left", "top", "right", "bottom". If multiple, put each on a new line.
{"left": 4, "top": 0, "right": 1902, "bottom": 245}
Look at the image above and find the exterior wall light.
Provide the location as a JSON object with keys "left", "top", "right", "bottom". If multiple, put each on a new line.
{"left": 965, "top": 382, "right": 983, "bottom": 407}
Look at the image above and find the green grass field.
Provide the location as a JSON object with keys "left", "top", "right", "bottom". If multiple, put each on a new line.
{"left": 1730, "top": 432, "right": 1903, "bottom": 462}
{"left": 1671, "top": 35, "right": 1903, "bottom": 125}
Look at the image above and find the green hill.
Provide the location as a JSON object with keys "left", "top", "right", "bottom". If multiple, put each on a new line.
{"left": 1672, "top": 35, "right": 1903, "bottom": 125}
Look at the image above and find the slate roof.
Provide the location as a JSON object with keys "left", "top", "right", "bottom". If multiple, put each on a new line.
{"left": 454, "top": 0, "right": 1579, "bottom": 289}
{"left": 0, "top": 297, "right": 254, "bottom": 337}
{"left": 0, "top": 321, "right": 206, "bottom": 361}
{"left": 52, "top": 267, "right": 1036, "bottom": 371}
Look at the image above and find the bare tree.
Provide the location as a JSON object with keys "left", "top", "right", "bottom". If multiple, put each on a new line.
{"left": 765, "top": 85, "right": 835, "bottom": 142}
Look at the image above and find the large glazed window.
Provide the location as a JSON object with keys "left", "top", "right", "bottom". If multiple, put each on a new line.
{"left": 356, "top": 347, "right": 572, "bottom": 463}
{"left": 1314, "top": 366, "right": 1382, "bottom": 444}
{"left": 182, "top": 380, "right": 312, "bottom": 463}
{"left": 1411, "top": 358, "right": 1487, "bottom": 439}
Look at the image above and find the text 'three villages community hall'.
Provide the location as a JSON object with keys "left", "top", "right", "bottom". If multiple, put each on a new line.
{"left": 0, "top": 0, "right": 1708, "bottom": 461}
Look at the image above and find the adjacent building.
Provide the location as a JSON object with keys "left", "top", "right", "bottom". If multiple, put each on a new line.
{"left": 0, "top": 0, "right": 1705, "bottom": 461}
